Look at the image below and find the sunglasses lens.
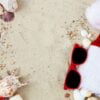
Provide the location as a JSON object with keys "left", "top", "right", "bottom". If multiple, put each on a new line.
{"left": 72, "top": 48, "right": 87, "bottom": 64}
{"left": 65, "top": 70, "right": 81, "bottom": 89}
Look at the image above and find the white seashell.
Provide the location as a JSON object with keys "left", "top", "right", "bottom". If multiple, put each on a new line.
{"left": 87, "top": 97, "right": 98, "bottom": 100}
{"left": 0, "top": 0, "right": 18, "bottom": 12}
{"left": 80, "top": 89, "right": 92, "bottom": 98}
{"left": 82, "top": 38, "right": 91, "bottom": 49}
{"left": 81, "top": 29, "right": 89, "bottom": 38}
{"left": 73, "top": 90, "right": 85, "bottom": 100}
{"left": 87, "top": 34, "right": 92, "bottom": 39}
{"left": 10, "top": 94, "right": 23, "bottom": 100}
{"left": 85, "top": 0, "right": 100, "bottom": 30}
{"left": 0, "top": 69, "right": 28, "bottom": 97}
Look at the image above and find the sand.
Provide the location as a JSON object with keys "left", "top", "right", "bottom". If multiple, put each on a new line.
{"left": 0, "top": 0, "right": 96, "bottom": 100}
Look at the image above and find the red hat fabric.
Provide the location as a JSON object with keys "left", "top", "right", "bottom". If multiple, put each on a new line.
{"left": 91, "top": 35, "right": 100, "bottom": 47}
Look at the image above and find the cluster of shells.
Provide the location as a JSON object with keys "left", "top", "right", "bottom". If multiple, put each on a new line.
{"left": 66, "top": 16, "right": 98, "bottom": 42}
{"left": 0, "top": 69, "right": 28, "bottom": 100}
{"left": 0, "top": 0, "right": 18, "bottom": 22}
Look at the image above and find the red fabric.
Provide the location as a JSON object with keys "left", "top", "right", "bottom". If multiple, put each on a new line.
{"left": 91, "top": 35, "right": 100, "bottom": 47}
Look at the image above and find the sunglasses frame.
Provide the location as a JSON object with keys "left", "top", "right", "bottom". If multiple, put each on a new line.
{"left": 64, "top": 44, "right": 88, "bottom": 90}
{"left": 0, "top": 96, "right": 4, "bottom": 100}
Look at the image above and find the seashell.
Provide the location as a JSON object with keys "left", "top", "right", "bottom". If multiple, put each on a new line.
{"left": 0, "top": 11, "right": 14, "bottom": 22}
{"left": 82, "top": 38, "right": 91, "bottom": 49}
{"left": 87, "top": 97, "right": 98, "bottom": 100}
{"left": 0, "top": 69, "right": 28, "bottom": 97}
{"left": 87, "top": 34, "right": 92, "bottom": 39}
{"left": 73, "top": 90, "right": 84, "bottom": 100}
{"left": 80, "top": 89, "right": 92, "bottom": 98}
{"left": 81, "top": 29, "right": 89, "bottom": 38}
{"left": 0, "top": 0, "right": 18, "bottom": 12}
{"left": 10, "top": 94, "right": 23, "bottom": 100}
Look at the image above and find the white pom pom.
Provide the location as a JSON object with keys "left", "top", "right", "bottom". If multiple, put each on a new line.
{"left": 10, "top": 95, "right": 23, "bottom": 100}
{"left": 85, "top": 0, "right": 100, "bottom": 30}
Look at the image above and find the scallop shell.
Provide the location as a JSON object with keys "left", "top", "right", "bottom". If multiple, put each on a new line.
{"left": 0, "top": 69, "right": 27, "bottom": 97}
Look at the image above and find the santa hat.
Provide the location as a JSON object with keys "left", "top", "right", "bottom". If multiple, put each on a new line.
{"left": 78, "top": 35, "right": 100, "bottom": 95}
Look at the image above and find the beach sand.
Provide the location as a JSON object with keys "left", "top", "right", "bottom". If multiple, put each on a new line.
{"left": 0, "top": 0, "right": 96, "bottom": 100}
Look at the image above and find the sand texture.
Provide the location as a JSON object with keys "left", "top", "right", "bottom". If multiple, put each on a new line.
{"left": 0, "top": 0, "right": 97, "bottom": 100}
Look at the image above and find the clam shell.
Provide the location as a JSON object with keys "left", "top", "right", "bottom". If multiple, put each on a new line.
{"left": 0, "top": 0, "right": 18, "bottom": 12}
{"left": 87, "top": 97, "right": 98, "bottom": 100}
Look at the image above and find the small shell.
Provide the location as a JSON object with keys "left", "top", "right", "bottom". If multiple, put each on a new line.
{"left": 80, "top": 89, "right": 92, "bottom": 98}
{"left": 0, "top": 11, "right": 14, "bottom": 22}
{"left": 87, "top": 34, "right": 92, "bottom": 39}
{"left": 81, "top": 29, "right": 89, "bottom": 38}
{"left": 82, "top": 38, "right": 91, "bottom": 49}
{"left": 0, "top": 0, "right": 18, "bottom": 12}
{"left": 10, "top": 94, "right": 23, "bottom": 100}
{"left": 87, "top": 97, "right": 98, "bottom": 100}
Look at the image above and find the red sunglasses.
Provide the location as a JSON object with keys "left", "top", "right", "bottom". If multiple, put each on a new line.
{"left": 0, "top": 97, "right": 9, "bottom": 100}
{"left": 64, "top": 44, "right": 88, "bottom": 90}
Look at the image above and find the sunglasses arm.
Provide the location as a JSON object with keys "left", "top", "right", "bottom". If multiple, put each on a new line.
{"left": 0, "top": 97, "right": 9, "bottom": 100}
